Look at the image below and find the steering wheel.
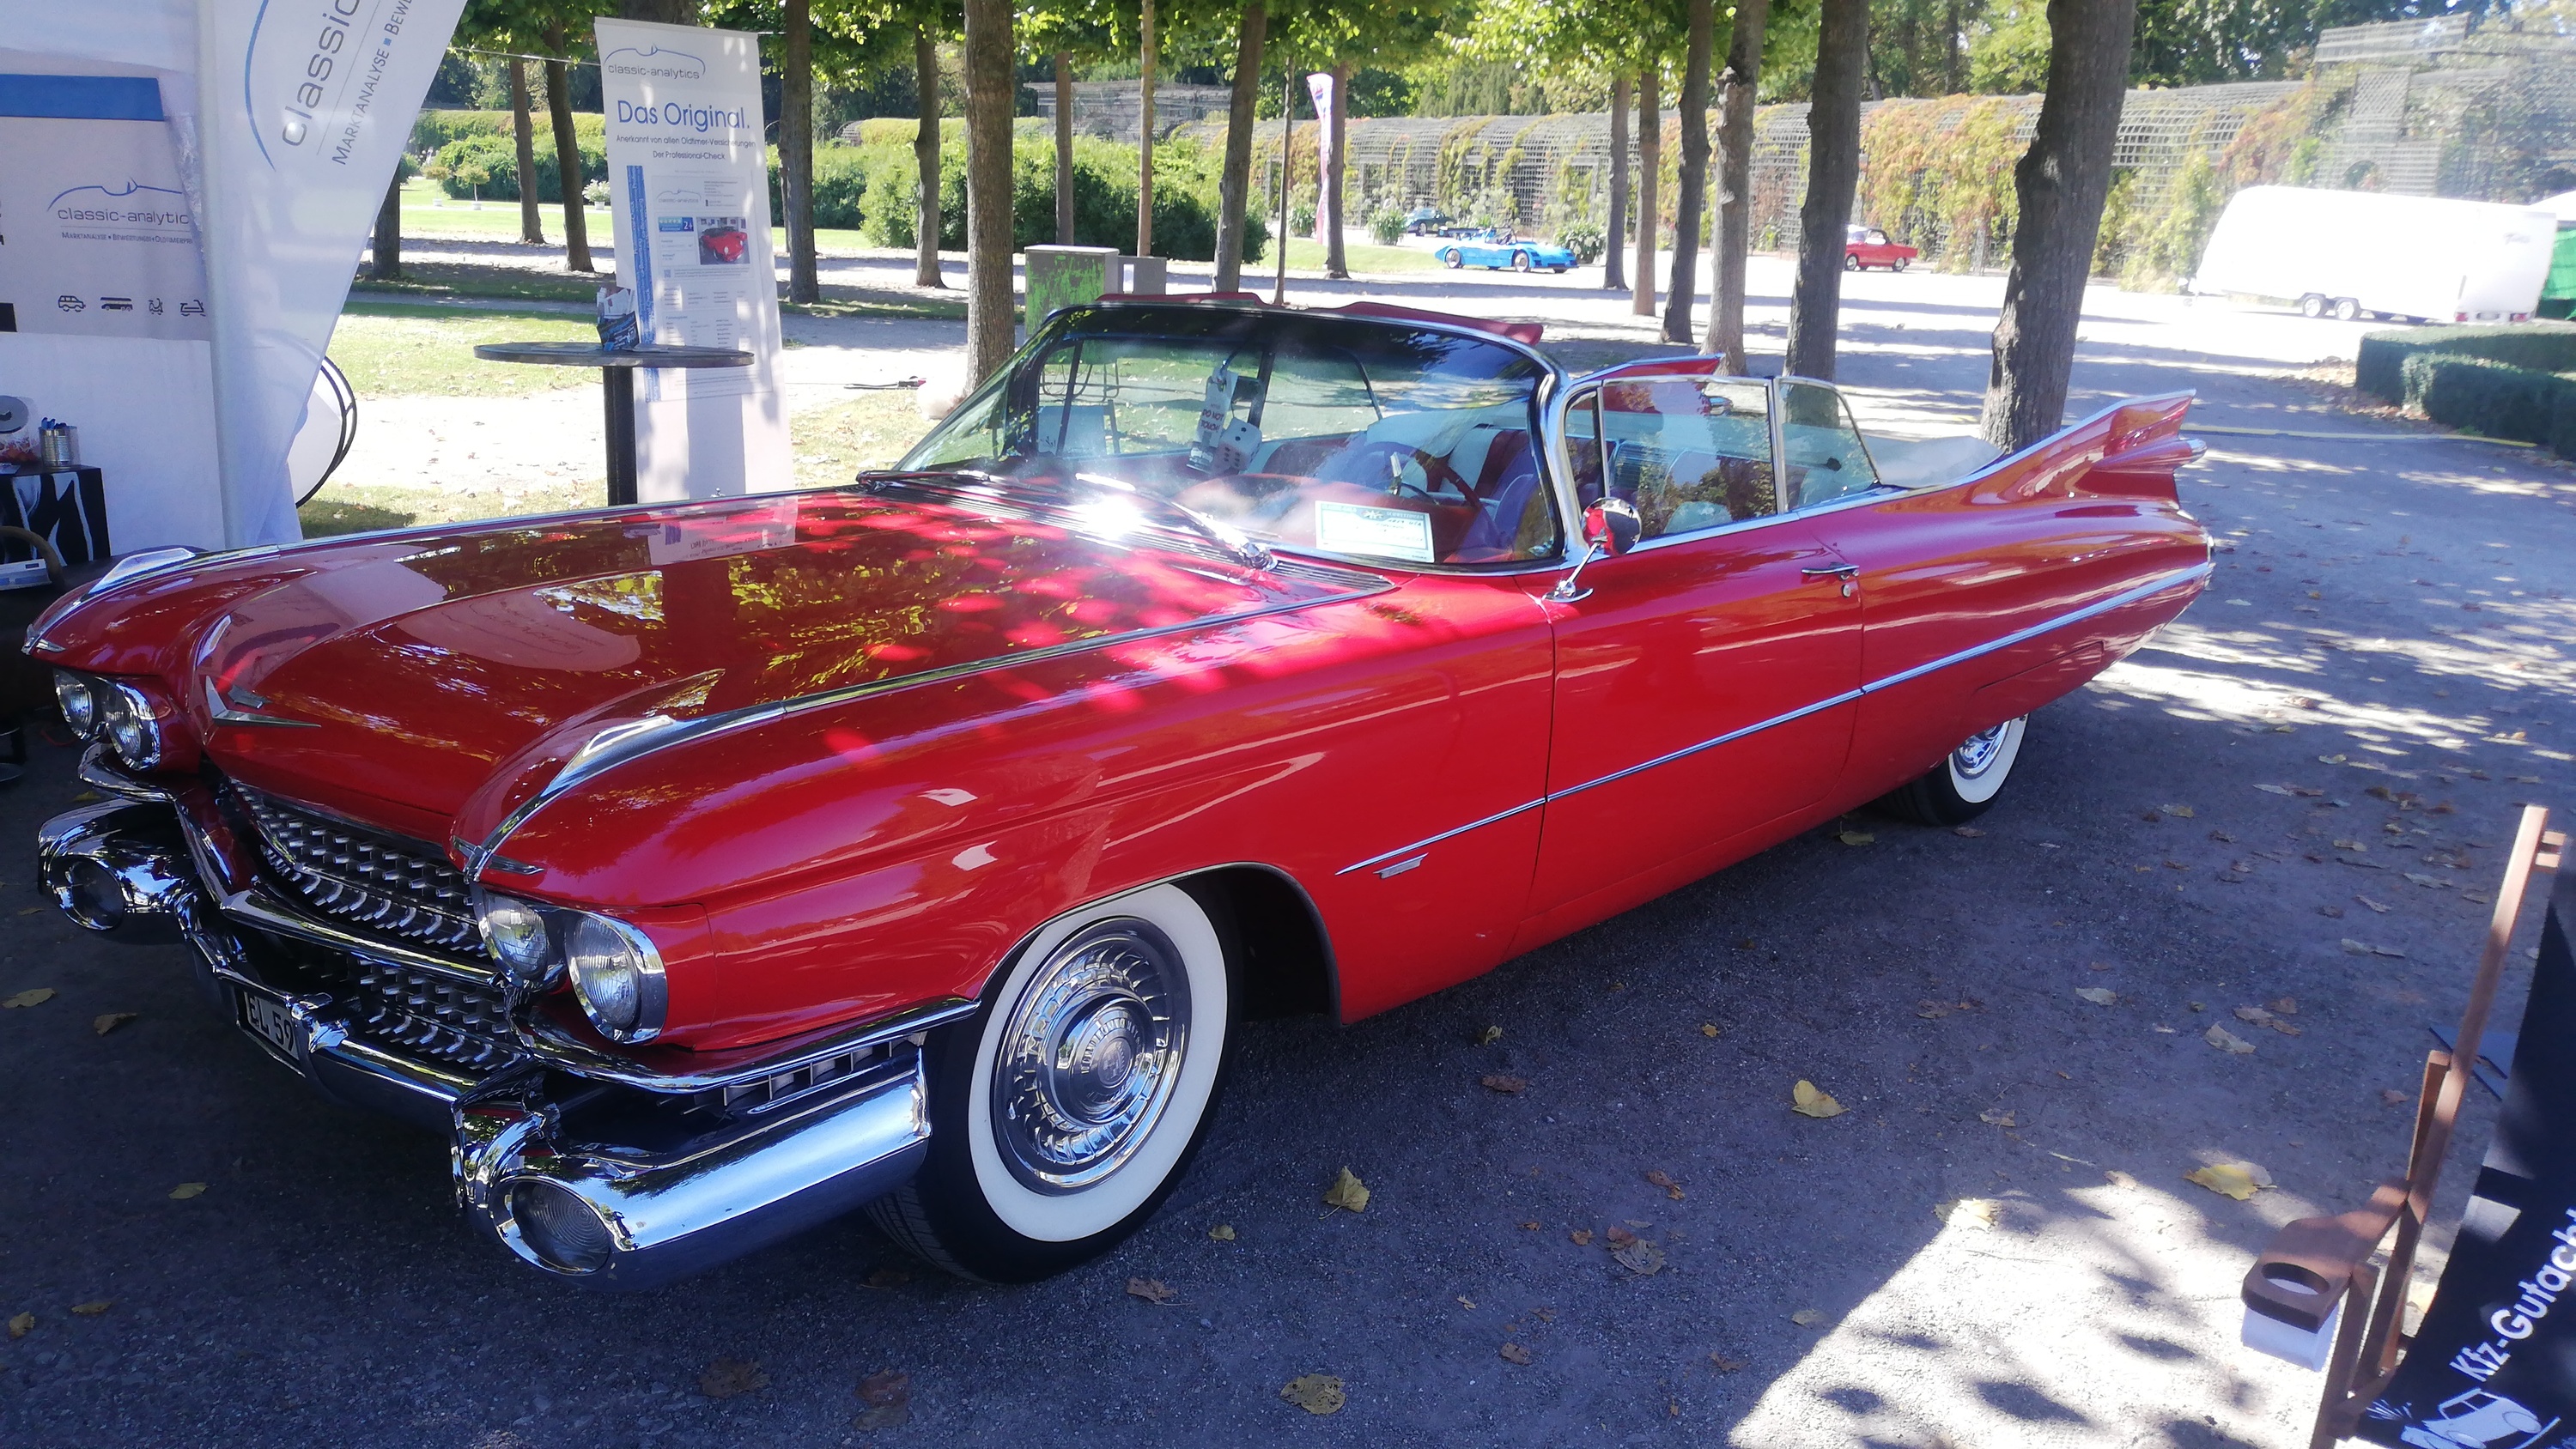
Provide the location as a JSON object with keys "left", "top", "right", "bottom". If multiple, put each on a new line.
{"left": 1327, "top": 441, "right": 1468, "bottom": 505}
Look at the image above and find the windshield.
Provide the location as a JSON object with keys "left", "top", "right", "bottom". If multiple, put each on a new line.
{"left": 897, "top": 306, "right": 1560, "bottom": 568}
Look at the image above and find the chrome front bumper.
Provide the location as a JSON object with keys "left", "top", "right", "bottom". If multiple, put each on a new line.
{"left": 36, "top": 765, "right": 941, "bottom": 1289}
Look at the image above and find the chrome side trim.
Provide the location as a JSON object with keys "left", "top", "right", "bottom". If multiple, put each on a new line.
{"left": 518, "top": 997, "right": 975, "bottom": 1093}
{"left": 469, "top": 579, "right": 1397, "bottom": 874}
{"left": 78, "top": 745, "right": 171, "bottom": 802}
{"left": 1334, "top": 560, "right": 2213, "bottom": 875}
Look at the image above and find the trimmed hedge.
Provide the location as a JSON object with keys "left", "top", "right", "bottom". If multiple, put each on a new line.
{"left": 2358, "top": 322, "right": 2576, "bottom": 403}
{"left": 424, "top": 131, "right": 607, "bottom": 202}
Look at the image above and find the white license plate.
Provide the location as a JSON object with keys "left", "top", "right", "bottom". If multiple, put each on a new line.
{"left": 238, "top": 988, "right": 301, "bottom": 1058}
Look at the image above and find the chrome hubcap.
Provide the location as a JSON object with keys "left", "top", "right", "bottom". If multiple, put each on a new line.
{"left": 993, "top": 919, "right": 1189, "bottom": 1193}
{"left": 1953, "top": 724, "right": 2010, "bottom": 779}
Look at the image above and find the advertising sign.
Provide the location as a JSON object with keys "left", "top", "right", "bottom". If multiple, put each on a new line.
{"left": 593, "top": 18, "right": 789, "bottom": 501}
{"left": 1306, "top": 71, "right": 1336, "bottom": 236}
{"left": 2359, "top": 864, "right": 2576, "bottom": 1449}
{"left": 0, "top": 74, "right": 210, "bottom": 342}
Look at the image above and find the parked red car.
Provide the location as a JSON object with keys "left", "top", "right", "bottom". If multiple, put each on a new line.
{"left": 30, "top": 300, "right": 2207, "bottom": 1288}
{"left": 1847, "top": 224, "right": 1918, "bottom": 271}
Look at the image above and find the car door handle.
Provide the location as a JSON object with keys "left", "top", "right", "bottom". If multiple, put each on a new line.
{"left": 1800, "top": 564, "right": 1858, "bottom": 579}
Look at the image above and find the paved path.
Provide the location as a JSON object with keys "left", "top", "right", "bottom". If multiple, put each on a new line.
{"left": 3, "top": 254, "right": 2571, "bottom": 1447}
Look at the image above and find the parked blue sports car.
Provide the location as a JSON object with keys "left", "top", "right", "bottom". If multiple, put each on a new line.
{"left": 1434, "top": 230, "right": 1576, "bottom": 273}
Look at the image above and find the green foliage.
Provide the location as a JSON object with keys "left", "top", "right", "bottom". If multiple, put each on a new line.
{"left": 1852, "top": 96, "right": 2023, "bottom": 271}
{"left": 412, "top": 107, "right": 605, "bottom": 155}
{"left": 1557, "top": 221, "right": 1607, "bottom": 264}
{"left": 1369, "top": 207, "right": 1407, "bottom": 246}
{"left": 2358, "top": 323, "right": 2576, "bottom": 403}
{"left": 1290, "top": 201, "right": 1318, "bottom": 236}
{"left": 1967, "top": 1, "right": 2050, "bottom": 94}
{"left": 831, "top": 134, "right": 1267, "bottom": 263}
{"left": 2399, "top": 355, "right": 2576, "bottom": 447}
{"left": 422, "top": 130, "right": 607, "bottom": 202}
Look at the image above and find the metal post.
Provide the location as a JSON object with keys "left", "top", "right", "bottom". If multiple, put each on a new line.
{"left": 604, "top": 368, "right": 638, "bottom": 507}
{"left": 1274, "top": 70, "right": 1291, "bottom": 305}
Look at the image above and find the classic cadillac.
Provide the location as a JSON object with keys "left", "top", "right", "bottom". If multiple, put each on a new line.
{"left": 28, "top": 300, "right": 2208, "bottom": 1287}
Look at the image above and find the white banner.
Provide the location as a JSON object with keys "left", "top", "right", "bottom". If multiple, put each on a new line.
{"left": 594, "top": 18, "right": 788, "bottom": 501}
{"left": 196, "top": 0, "right": 467, "bottom": 545}
{"left": 1306, "top": 71, "right": 1336, "bottom": 236}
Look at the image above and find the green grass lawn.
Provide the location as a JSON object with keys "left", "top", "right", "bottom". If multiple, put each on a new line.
{"left": 331, "top": 302, "right": 599, "bottom": 397}
{"left": 1274, "top": 238, "right": 1443, "bottom": 274}
{"left": 402, "top": 187, "right": 869, "bottom": 253}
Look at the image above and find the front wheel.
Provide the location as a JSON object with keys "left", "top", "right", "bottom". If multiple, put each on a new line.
{"left": 1881, "top": 715, "right": 2029, "bottom": 826}
{"left": 1513, "top": 251, "right": 1532, "bottom": 272}
{"left": 2333, "top": 296, "right": 2362, "bottom": 322}
{"left": 2300, "top": 293, "right": 2328, "bottom": 318}
{"left": 1443, "top": 249, "right": 1462, "bottom": 269}
{"left": 867, "top": 882, "right": 1234, "bottom": 1282}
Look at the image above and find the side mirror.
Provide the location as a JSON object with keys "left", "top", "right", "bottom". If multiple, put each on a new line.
{"left": 1583, "top": 499, "right": 1643, "bottom": 557}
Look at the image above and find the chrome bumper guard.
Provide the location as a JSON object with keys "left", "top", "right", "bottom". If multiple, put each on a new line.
{"left": 35, "top": 779, "right": 939, "bottom": 1288}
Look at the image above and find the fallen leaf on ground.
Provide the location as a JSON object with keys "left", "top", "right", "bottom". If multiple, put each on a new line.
{"left": 699, "top": 1357, "right": 769, "bottom": 1399}
{"left": 1126, "top": 1277, "right": 1178, "bottom": 1305}
{"left": 2104, "top": 1170, "right": 2138, "bottom": 1188}
{"left": 169, "top": 1183, "right": 206, "bottom": 1200}
{"left": 1322, "top": 1167, "right": 1370, "bottom": 1213}
{"left": 854, "top": 1368, "right": 912, "bottom": 1429}
{"left": 1646, "top": 1169, "right": 1685, "bottom": 1200}
{"left": 2233, "top": 1005, "right": 2275, "bottom": 1027}
{"left": 2206, "top": 1025, "right": 2256, "bottom": 1054}
{"left": 1475, "top": 1025, "right": 1503, "bottom": 1046}
{"left": 2185, "top": 1163, "right": 2265, "bottom": 1201}
{"left": 2341, "top": 938, "right": 2374, "bottom": 955}
{"left": 69, "top": 1301, "right": 110, "bottom": 1317}
{"left": 1499, "top": 1343, "right": 1533, "bottom": 1365}
{"left": 865, "top": 1265, "right": 911, "bottom": 1288}
{"left": 2355, "top": 895, "right": 2390, "bottom": 913}
{"left": 2, "top": 989, "right": 56, "bottom": 1009}
{"left": 1791, "top": 1309, "right": 1826, "bottom": 1327}
{"left": 2334, "top": 839, "right": 2368, "bottom": 852}
{"left": 2255, "top": 784, "right": 2296, "bottom": 796}
{"left": 2406, "top": 872, "right": 2450, "bottom": 889}
{"left": 1209, "top": 1223, "right": 1236, "bottom": 1241}
{"left": 1280, "top": 1375, "right": 1345, "bottom": 1415}
{"left": 1917, "top": 1000, "right": 1953, "bottom": 1019}
{"left": 1710, "top": 1353, "right": 1747, "bottom": 1373}
{"left": 7, "top": 1313, "right": 31, "bottom": 1338}
{"left": 1569, "top": 1229, "right": 1592, "bottom": 1246}
{"left": 2153, "top": 1024, "right": 2177, "bottom": 1034}
{"left": 2269, "top": 997, "right": 2299, "bottom": 1015}
{"left": 1790, "top": 1080, "right": 1845, "bottom": 1119}
{"left": 1953, "top": 826, "right": 1984, "bottom": 837}
{"left": 1457, "top": 1295, "right": 1475, "bottom": 1309}
{"left": 92, "top": 1012, "right": 137, "bottom": 1036}
{"left": 2381, "top": 1088, "right": 2411, "bottom": 1106}
{"left": 2321, "top": 905, "right": 2347, "bottom": 918}
{"left": 1978, "top": 1107, "right": 2018, "bottom": 1128}
{"left": 1838, "top": 829, "right": 1874, "bottom": 846}
{"left": 1934, "top": 1197, "right": 1999, "bottom": 1229}
{"left": 1479, "top": 1074, "right": 1527, "bottom": 1094}
{"left": 1613, "top": 1239, "right": 1666, "bottom": 1275}
{"left": 1604, "top": 1225, "right": 1638, "bottom": 1249}
{"left": 1700, "top": 1022, "right": 1721, "bottom": 1038}
{"left": 2162, "top": 804, "right": 2196, "bottom": 818}
{"left": 2075, "top": 987, "right": 2117, "bottom": 1005}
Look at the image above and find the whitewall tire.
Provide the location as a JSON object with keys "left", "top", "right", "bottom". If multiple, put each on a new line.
{"left": 869, "top": 883, "right": 1234, "bottom": 1282}
{"left": 1883, "top": 715, "right": 2029, "bottom": 826}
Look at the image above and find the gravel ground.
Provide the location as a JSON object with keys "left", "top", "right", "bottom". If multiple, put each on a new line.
{"left": 2, "top": 260, "right": 2570, "bottom": 1448}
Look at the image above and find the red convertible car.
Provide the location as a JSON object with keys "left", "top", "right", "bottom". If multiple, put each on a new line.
{"left": 28, "top": 300, "right": 2207, "bottom": 1287}
{"left": 1847, "top": 224, "right": 1918, "bottom": 271}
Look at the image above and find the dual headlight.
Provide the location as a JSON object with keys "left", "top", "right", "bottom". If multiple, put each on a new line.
{"left": 473, "top": 890, "right": 667, "bottom": 1044}
{"left": 53, "top": 671, "right": 165, "bottom": 771}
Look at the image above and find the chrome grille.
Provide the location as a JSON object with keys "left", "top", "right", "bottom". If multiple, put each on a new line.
{"left": 307, "top": 956, "right": 522, "bottom": 1072}
{"left": 234, "top": 787, "right": 480, "bottom": 955}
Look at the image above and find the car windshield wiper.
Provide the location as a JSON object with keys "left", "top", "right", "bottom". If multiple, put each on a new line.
{"left": 1067, "top": 473, "right": 1275, "bottom": 573}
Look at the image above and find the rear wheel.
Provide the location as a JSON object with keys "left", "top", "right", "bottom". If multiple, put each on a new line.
{"left": 1893, "top": 257, "right": 1910, "bottom": 272}
{"left": 1443, "top": 248, "right": 1463, "bottom": 269}
{"left": 868, "top": 883, "right": 1234, "bottom": 1282}
{"left": 1881, "top": 716, "right": 2029, "bottom": 827}
{"left": 1551, "top": 265, "right": 1568, "bottom": 274}
{"left": 1512, "top": 251, "right": 1532, "bottom": 272}
{"left": 2299, "top": 293, "right": 2327, "bottom": 318}
{"left": 2333, "top": 296, "right": 2362, "bottom": 322}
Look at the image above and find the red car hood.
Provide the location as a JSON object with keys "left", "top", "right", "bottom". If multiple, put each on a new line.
{"left": 51, "top": 488, "right": 1378, "bottom": 839}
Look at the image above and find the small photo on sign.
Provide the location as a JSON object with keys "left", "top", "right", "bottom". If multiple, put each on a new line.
{"left": 696, "top": 217, "right": 750, "bottom": 265}
{"left": 1313, "top": 500, "right": 1434, "bottom": 563}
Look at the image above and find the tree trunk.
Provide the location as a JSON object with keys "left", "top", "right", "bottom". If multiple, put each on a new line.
{"left": 1978, "top": 0, "right": 2140, "bottom": 450}
{"left": 1662, "top": 0, "right": 1711, "bottom": 344}
{"left": 1138, "top": 0, "right": 1157, "bottom": 258}
{"left": 1273, "top": 70, "right": 1291, "bottom": 303}
{"left": 1785, "top": 0, "right": 1866, "bottom": 379}
{"left": 1945, "top": 0, "right": 1965, "bottom": 94}
{"left": 1604, "top": 72, "right": 1629, "bottom": 291}
{"left": 1631, "top": 69, "right": 1658, "bottom": 317}
{"left": 782, "top": 0, "right": 820, "bottom": 304}
{"left": 543, "top": 23, "right": 592, "bottom": 273}
{"left": 371, "top": 169, "right": 403, "bottom": 281}
{"left": 1710, "top": 0, "right": 1770, "bottom": 366}
{"left": 1054, "top": 52, "right": 1075, "bottom": 245}
{"left": 963, "top": 0, "right": 1016, "bottom": 380}
{"left": 509, "top": 60, "right": 545, "bottom": 244}
{"left": 1321, "top": 60, "right": 1349, "bottom": 277}
{"left": 914, "top": 27, "right": 945, "bottom": 288}
{"left": 1212, "top": 2, "right": 1266, "bottom": 292}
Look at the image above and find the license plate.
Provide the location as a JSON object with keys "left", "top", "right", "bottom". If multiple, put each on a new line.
{"left": 237, "top": 987, "right": 301, "bottom": 1058}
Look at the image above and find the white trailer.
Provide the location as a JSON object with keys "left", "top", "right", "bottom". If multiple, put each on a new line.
{"left": 2190, "top": 185, "right": 2555, "bottom": 324}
